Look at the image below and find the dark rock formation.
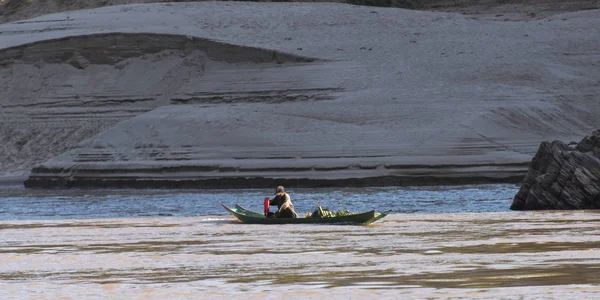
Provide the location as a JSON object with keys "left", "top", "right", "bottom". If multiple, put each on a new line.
{"left": 511, "top": 130, "right": 600, "bottom": 210}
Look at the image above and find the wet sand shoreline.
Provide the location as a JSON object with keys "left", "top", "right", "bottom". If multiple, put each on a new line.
{"left": 23, "top": 171, "right": 526, "bottom": 189}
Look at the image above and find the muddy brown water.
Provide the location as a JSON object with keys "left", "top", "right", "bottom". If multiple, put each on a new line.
{"left": 1, "top": 185, "right": 600, "bottom": 298}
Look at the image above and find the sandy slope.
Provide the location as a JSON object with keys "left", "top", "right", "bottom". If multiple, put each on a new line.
{"left": 2, "top": 0, "right": 599, "bottom": 23}
{"left": 0, "top": 2, "right": 599, "bottom": 187}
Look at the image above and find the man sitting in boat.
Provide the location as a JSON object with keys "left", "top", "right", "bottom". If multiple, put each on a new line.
{"left": 266, "top": 186, "right": 298, "bottom": 218}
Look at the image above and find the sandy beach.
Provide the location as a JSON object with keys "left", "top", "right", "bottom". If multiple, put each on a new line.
{"left": 0, "top": 1, "right": 599, "bottom": 187}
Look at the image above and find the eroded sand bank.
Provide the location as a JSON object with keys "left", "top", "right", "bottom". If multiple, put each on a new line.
{"left": 0, "top": 2, "right": 598, "bottom": 187}
{"left": 1, "top": 212, "right": 600, "bottom": 298}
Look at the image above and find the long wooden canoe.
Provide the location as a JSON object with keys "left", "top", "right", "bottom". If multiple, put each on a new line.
{"left": 222, "top": 203, "right": 391, "bottom": 225}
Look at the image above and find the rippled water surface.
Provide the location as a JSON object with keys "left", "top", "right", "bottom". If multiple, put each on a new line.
{"left": 0, "top": 184, "right": 517, "bottom": 220}
{"left": 2, "top": 184, "right": 600, "bottom": 299}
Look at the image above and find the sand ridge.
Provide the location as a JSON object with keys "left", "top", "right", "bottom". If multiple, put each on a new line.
{"left": 0, "top": 2, "right": 599, "bottom": 186}
{"left": 2, "top": 0, "right": 599, "bottom": 24}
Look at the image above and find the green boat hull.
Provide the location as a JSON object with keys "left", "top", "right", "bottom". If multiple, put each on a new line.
{"left": 222, "top": 203, "right": 390, "bottom": 225}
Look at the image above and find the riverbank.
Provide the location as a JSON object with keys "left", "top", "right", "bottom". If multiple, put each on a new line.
{"left": 24, "top": 163, "right": 528, "bottom": 189}
{"left": 1, "top": 2, "right": 599, "bottom": 188}
{"left": 0, "top": 175, "right": 27, "bottom": 186}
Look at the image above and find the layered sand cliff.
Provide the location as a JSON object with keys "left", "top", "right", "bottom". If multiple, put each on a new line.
{"left": 0, "top": 2, "right": 598, "bottom": 187}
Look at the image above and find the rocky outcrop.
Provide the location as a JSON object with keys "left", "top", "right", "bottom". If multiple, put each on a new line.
{"left": 511, "top": 130, "right": 600, "bottom": 210}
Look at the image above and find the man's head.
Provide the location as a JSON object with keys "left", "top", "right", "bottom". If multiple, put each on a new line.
{"left": 275, "top": 186, "right": 285, "bottom": 195}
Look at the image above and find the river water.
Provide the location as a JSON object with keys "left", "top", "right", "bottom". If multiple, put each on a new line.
{"left": 2, "top": 184, "right": 600, "bottom": 299}
{"left": 0, "top": 184, "right": 517, "bottom": 220}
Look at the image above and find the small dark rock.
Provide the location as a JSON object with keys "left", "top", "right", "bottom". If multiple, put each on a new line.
{"left": 68, "top": 54, "right": 90, "bottom": 70}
